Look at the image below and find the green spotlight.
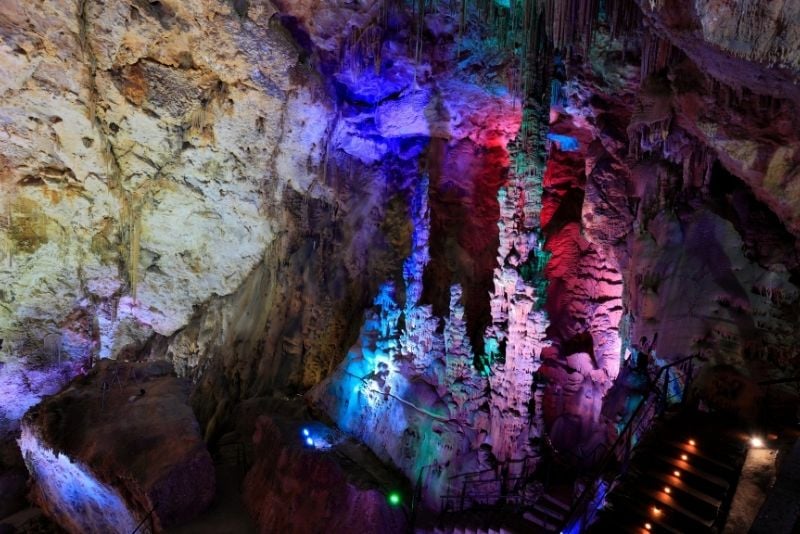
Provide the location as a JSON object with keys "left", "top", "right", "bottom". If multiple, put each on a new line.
{"left": 387, "top": 491, "right": 401, "bottom": 507}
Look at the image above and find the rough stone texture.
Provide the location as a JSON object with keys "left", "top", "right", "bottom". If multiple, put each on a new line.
{"left": 635, "top": 0, "right": 800, "bottom": 238}
{"left": 18, "top": 361, "right": 213, "bottom": 533}
{"left": 1, "top": 0, "right": 799, "bottom": 525}
{"left": 0, "top": 0, "right": 421, "bottom": 451}
{"left": 242, "top": 414, "right": 407, "bottom": 534}
{"left": 0, "top": 0, "right": 318, "bottom": 346}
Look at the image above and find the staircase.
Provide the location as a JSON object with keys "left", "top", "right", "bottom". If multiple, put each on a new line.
{"left": 417, "top": 526, "right": 515, "bottom": 534}
{"left": 522, "top": 493, "right": 570, "bottom": 531}
{"left": 425, "top": 355, "right": 721, "bottom": 533}
{"left": 434, "top": 453, "right": 576, "bottom": 533}
{"left": 589, "top": 412, "right": 746, "bottom": 533}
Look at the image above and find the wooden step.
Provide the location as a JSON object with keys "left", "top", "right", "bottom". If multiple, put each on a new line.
{"left": 596, "top": 495, "right": 684, "bottom": 534}
{"left": 665, "top": 438, "right": 741, "bottom": 465}
{"left": 540, "top": 492, "right": 570, "bottom": 512}
{"left": 635, "top": 485, "right": 716, "bottom": 526}
{"left": 635, "top": 469, "right": 723, "bottom": 509}
{"left": 657, "top": 442, "right": 738, "bottom": 476}
{"left": 522, "top": 510, "right": 559, "bottom": 532}
{"left": 635, "top": 472, "right": 724, "bottom": 513}
{"left": 647, "top": 454, "right": 730, "bottom": 489}
{"left": 531, "top": 500, "right": 566, "bottom": 522}
{"left": 591, "top": 511, "right": 664, "bottom": 534}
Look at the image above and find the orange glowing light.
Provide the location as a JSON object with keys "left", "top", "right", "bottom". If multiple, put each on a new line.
{"left": 680, "top": 454, "right": 688, "bottom": 460}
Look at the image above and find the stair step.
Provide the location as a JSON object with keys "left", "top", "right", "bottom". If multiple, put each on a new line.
{"left": 522, "top": 511, "right": 559, "bottom": 531}
{"left": 590, "top": 512, "right": 654, "bottom": 534}
{"left": 611, "top": 491, "right": 712, "bottom": 534}
{"left": 596, "top": 496, "right": 684, "bottom": 534}
{"left": 540, "top": 492, "right": 570, "bottom": 512}
{"left": 639, "top": 469, "right": 725, "bottom": 508}
{"left": 633, "top": 463, "right": 729, "bottom": 500}
{"left": 635, "top": 469, "right": 723, "bottom": 509}
{"left": 636, "top": 485, "right": 716, "bottom": 525}
{"left": 649, "top": 454, "right": 730, "bottom": 489}
{"left": 665, "top": 439, "right": 741, "bottom": 466}
{"left": 532, "top": 500, "right": 566, "bottom": 521}
{"left": 656, "top": 442, "right": 737, "bottom": 476}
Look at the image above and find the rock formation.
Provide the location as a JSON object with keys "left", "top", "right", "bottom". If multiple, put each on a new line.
{"left": 0, "top": 0, "right": 798, "bottom": 531}
{"left": 18, "top": 360, "right": 213, "bottom": 533}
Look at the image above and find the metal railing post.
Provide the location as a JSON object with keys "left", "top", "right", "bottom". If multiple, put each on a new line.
{"left": 559, "top": 354, "right": 703, "bottom": 532}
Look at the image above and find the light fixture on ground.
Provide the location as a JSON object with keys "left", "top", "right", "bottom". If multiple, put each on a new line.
{"left": 680, "top": 454, "right": 688, "bottom": 460}
{"left": 644, "top": 523, "right": 652, "bottom": 530}
{"left": 664, "top": 486, "right": 671, "bottom": 494}
{"left": 387, "top": 491, "right": 402, "bottom": 507}
{"left": 673, "top": 470, "right": 680, "bottom": 477}
{"left": 688, "top": 439, "right": 696, "bottom": 446}
{"left": 750, "top": 436, "right": 765, "bottom": 448}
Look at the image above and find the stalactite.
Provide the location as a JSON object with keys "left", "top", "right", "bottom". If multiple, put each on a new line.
{"left": 604, "top": 0, "right": 640, "bottom": 39}
{"left": 414, "top": 0, "right": 427, "bottom": 80}
{"left": 640, "top": 25, "right": 673, "bottom": 80}
{"left": 545, "top": 0, "right": 599, "bottom": 56}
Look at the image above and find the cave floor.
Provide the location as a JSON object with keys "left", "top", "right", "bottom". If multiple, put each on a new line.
{"left": 166, "top": 463, "right": 255, "bottom": 534}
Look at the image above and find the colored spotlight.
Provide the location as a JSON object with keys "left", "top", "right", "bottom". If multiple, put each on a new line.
{"left": 388, "top": 491, "right": 401, "bottom": 507}
{"left": 305, "top": 437, "right": 314, "bottom": 446}
{"left": 302, "top": 428, "right": 310, "bottom": 437}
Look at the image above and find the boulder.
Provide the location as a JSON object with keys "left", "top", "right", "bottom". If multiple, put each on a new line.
{"left": 18, "top": 360, "right": 214, "bottom": 533}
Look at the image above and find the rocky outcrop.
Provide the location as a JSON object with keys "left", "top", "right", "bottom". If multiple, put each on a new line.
{"left": 18, "top": 361, "right": 213, "bottom": 533}
{"left": 1, "top": 0, "right": 799, "bottom": 526}
{"left": 242, "top": 414, "right": 407, "bottom": 534}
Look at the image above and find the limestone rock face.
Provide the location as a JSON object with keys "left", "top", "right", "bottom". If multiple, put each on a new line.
{"left": 0, "top": 0, "right": 326, "bottom": 348}
{"left": 0, "top": 0, "right": 393, "bottom": 446}
{"left": 635, "top": 0, "right": 800, "bottom": 238}
{"left": 18, "top": 360, "right": 213, "bottom": 533}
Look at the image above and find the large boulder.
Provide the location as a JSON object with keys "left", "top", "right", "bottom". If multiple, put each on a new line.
{"left": 18, "top": 360, "right": 214, "bottom": 533}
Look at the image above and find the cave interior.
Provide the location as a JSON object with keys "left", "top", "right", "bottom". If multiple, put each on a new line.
{"left": 1, "top": 0, "right": 799, "bottom": 533}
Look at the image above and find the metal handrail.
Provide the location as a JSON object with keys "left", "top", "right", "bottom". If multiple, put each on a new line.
{"left": 439, "top": 454, "right": 540, "bottom": 514}
{"left": 130, "top": 508, "right": 155, "bottom": 534}
{"left": 758, "top": 375, "right": 800, "bottom": 386}
{"left": 560, "top": 354, "right": 701, "bottom": 532}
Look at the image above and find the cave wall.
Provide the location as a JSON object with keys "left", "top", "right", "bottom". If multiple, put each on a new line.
{"left": 0, "top": 0, "right": 329, "bottom": 433}
{"left": 0, "top": 0, "right": 799, "bottom": 524}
